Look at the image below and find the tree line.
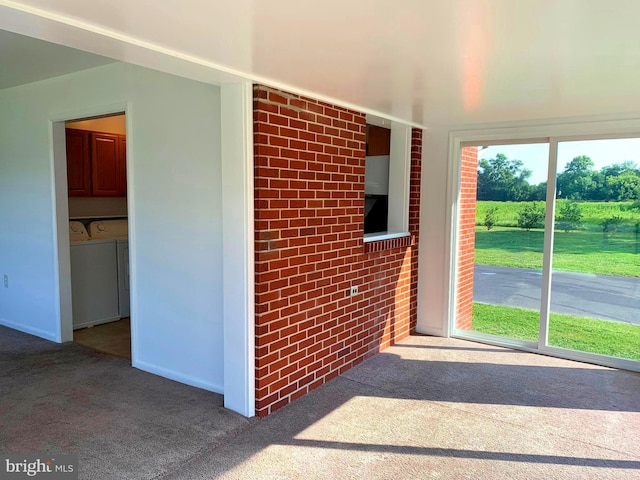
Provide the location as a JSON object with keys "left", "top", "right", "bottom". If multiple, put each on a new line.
{"left": 477, "top": 153, "right": 640, "bottom": 202}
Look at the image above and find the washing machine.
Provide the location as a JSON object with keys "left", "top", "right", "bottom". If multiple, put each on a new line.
{"left": 89, "top": 220, "right": 129, "bottom": 318}
{"left": 69, "top": 221, "right": 120, "bottom": 329}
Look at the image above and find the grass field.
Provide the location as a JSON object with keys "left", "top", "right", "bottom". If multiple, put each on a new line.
{"left": 476, "top": 200, "right": 640, "bottom": 229}
{"left": 474, "top": 226, "right": 640, "bottom": 276}
{"left": 472, "top": 303, "right": 640, "bottom": 360}
{"left": 473, "top": 200, "right": 640, "bottom": 277}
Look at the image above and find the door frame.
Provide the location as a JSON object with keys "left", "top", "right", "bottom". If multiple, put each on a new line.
{"left": 50, "top": 103, "right": 130, "bottom": 345}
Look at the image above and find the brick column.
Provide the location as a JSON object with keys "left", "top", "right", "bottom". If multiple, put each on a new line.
{"left": 455, "top": 146, "right": 479, "bottom": 330}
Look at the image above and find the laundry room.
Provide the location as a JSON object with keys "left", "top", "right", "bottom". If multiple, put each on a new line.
{"left": 65, "top": 113, "right": 131, "bottom": 359}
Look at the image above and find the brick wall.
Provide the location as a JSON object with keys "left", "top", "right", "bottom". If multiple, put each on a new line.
{"left": 254, "top": 85, "right": 423, "bottom": 416}
{"left": 455, "top": 146, "right": 479, "bottom": 330}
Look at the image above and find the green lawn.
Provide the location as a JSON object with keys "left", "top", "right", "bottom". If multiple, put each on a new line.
{"left": 471, "top": 200, "right": 639, "bottom": 360}
{"left": 476, "top": 200, "right": 640, "bottom": 228}
{"left": 474, "top": 226, "right": 640, "bottom": 277}
{"left": 472, "top": 303, "right": 640, "bottom": 360}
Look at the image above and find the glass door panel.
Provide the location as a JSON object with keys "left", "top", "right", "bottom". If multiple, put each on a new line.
{"left": 548, "top": 139, "right": 640, "bottom": 360}
{"left": 460, "top": 143, "right": 550, "bottom": 343}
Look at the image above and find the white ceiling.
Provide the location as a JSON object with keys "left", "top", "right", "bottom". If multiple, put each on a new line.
{"left": 0, "top": 29, "right": 114, "bottom": 89}
{"left": 2, "top": 0, "right": 640, "bottom": 128}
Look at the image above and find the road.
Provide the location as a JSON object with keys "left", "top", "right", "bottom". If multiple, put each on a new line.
{"left": 473, "top": 265, "right": 640, "bottom": 325}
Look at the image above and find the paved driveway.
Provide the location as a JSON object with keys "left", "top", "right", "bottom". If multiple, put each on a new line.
{"left": 474, "top": 264, "right": 640, "bottom": 324}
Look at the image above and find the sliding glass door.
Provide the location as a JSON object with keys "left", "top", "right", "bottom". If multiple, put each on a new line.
{"left": 455, "top": 134, "right": 640, "bottom": 370}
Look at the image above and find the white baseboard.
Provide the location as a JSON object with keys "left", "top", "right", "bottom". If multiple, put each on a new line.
{"left": 73, "top": 316, "right": 121, "bottom": 330}
{"left": 0, "top": 318, "right": 59, "bottom": 342}
{"left": 416, "top": 326, "right": 446, "bottom": 337}
{"left": 133, "top": 359, "right": 224, "bottom": 394}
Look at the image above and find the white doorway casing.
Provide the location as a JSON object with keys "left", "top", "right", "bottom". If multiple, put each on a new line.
{"left": 52, "top": 109, "right": 129, "bottom": 344}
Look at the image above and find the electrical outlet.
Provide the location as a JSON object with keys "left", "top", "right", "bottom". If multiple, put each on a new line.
{"left": 3, "top": 275, "right": 8, "bottom": 288}
{"left": 350, "top": 285, "right": 359, "bottom": 296}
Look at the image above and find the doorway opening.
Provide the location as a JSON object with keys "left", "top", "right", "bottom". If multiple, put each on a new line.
{"left": 64, "top": 113, "right": 131, "bottom": 359}
{"left": 453, "top": 135, "right": 640, "bottom": 371}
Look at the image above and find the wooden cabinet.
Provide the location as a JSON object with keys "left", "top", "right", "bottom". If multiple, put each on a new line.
{"left": 66, "top": 129, "right": 127, "bottom": 197}
{"left": 92, "top": 133, "right": 121, "bottom": 196}
{"left": 366, "top": 124, "right": 391, "bottom": 156}
{"left": 65, "top": 129, "right": 91, "bottom": 196}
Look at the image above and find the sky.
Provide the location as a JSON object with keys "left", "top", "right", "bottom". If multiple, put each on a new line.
{"left": 481, "top": 138, "right": 640, "bottom": 185}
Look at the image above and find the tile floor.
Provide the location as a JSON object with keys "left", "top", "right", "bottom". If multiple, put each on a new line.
{"left": 73, "top": 318, "right": 131, "bottom": 359}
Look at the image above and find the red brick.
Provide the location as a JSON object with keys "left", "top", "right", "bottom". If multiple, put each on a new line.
{"left": 455, "top": 146, "right": 478, "bottom": 331}
{"left": 269, "top": 91, "right": 289, "bottom": 104}
{"left": 254, "top": 84, "right": 422, "bottom": 417}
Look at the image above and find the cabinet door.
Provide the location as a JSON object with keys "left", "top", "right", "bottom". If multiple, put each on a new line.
{"left": 91, "top": 133, "right": 121, "bottom": 196}
{"left": 118, "top": 135, "right": 127, "bottom": 196}
{"left": 366, "top": 125, "right": 391, "bottom": 156}
{"left": 66, "top": 129, "right": 91, "bottom": 196}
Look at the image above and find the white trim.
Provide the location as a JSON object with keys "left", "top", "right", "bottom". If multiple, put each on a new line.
{"left": 364, "top": 113, "right": 396, "bottom": 129}
{"left": 460, "top": 137, "right": 548, "bottom": 148}
{"left": 419, "top": 326, "right": 447, "bottom": 337}
{"left": 0, "top": 318, "right": 58, "bottom": 342}
{"left": 445, "top": 132, "right": 463, "bottom": 338}
{"left": 450, "top": 117, "right": 640, "bottom": 145}
{"left": 454, "top": 330, "right": 640, "bottom": 374}
{"left": 133, "top": 359, "right": 224, "bottom": 394}
{"left": 539, "top": 345, "right": 640, "bottom": 373}
{"left": 50, "top": 121, "right": 71, "bottom": 343}
{"left": 363, "top": 231, "right": 410, "bottom": 242}
{"left": 538, "top": 139, "right": 559, "bottom": 348}
{"left": 453, "top": 329, "right": 539, "bottom": 351}
{"left": 72, "top": 315, "right": 121, "bottom": 330}
{"left": 387, "top": 122, "right": 412, "bottom": 234}
{"left": 221, "top": 82, "right": 255, "bottom": 418}
{"left": 49, "top": 103, "right": 129, "bottom": 124}
{"left": 123, "top": 104, "right": 137, "bottom": 365}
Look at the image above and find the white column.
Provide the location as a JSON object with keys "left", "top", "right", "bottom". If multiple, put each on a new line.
{"left": 221, "top": 83, "right": 255, "bottom": 417}
{"left": 416, "top": 128, "right": 453, "bottom": 336}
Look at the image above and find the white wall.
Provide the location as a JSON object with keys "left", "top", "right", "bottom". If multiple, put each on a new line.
{"left": 0, "top": 62, "right": 225, "bottom": 393}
